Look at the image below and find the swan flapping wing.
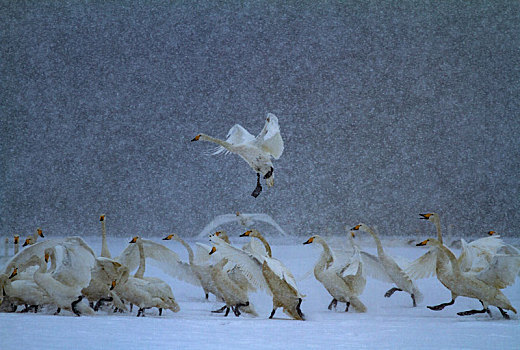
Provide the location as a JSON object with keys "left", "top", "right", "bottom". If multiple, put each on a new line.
{"left": 116, "top": 239, "right": 200, "bottom": 286}
{"left": 243, "top": 213, "right": 288, "bottom": 236}
{"left": 212, "top": 124, "right": 255, "bottom": 155}
{"left": 263, "top": 256, "right": 302, "bottom": 296}
{"left": 458, "top": 236, "right": 505, "bottom": 273}
{"left": 255, "top": 114, "right": 284, "bottom": 159}
{"left": 359, "top": 251, "right": 394, "bottom": 283}
{"left": 209, "top": 234, "right": 270, "bottom": 293}
{"left": 197, "top": 214, "right": 240, "bottom": 239}
{"left": 242, "top": 238, "right": 269, "bottom": 257}
{"left": 473, "top": 253, "right": 520, "bottom": 289}
{"left": 405, "top": 248, "right": 438, "bottom": 280}
{"left": 194, "top": 242, "right": 214, "bottom": 265}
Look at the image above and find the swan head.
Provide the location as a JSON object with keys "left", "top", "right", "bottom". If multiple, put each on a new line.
{"left": 22, "top": 238, "right": 32, "bottom": 247}
{"left": 214, "top": 231, "right": 230, "bottom": 243}
{"left": 209, "top": 246, "right": 217, "bottom": 255}
{"left": 13, "top": 235, "right": 19, "bottom": 244}
{"left": 416, "top": 238, "right": 441, "bottom": 247}
{"left": 129, "top": 236, "right": 140, "bottom": 244}
{"left": 303, "top": 236, "right": 315, "bottom": 245}
{"left": 240, "top": 229, "right": 261, "bottom": 238}
{"left": 110, "top": 280, "right": 116, "bottom": 290}
{"left": 8, "top": 268, "right": 17, "bottom": 279}
{"left": 37, "top": 228, "right": 44, "bottom": 238}
{"left": 191, "top": 134, "right": 201, "bottom": 142}
{"left": 487, "top": 230, "right": 496, "bottom": 236}
{"left": 351, "top": 223, "right": 369, "bottom": 233}
{"left": 162, "top": 234, "right": 176, "bottom": 241}
{"left": 100, "top": 214, "right": 105, "bottom": 222}
{"left": 419, "top": 213, "right": 439, "bottom": 223}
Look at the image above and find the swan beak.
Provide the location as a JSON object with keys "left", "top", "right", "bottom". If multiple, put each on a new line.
{"left": 303, "top": 237, "right": 314, "bottom": 245}
{"left": 191, "top": 135, "right": 201, "bottom": 142}
{"left": 351, "top": 225, "right": 361, "bottom": 231}
{"left": 37, "top": 228, "right": 44, "bottom": 238}
{"left": 240, "top": 231, "right": 252, "bottom": 237}
{"left": 163, "top": 234, "right": 174, "bottom": 240}
{"left": 487, "top": 231, "right": 495, "bottom": 236}
{"left": 110, "top": 280, "right": 116, "bottom": 290}
{"left": 9, "top": 268, "right": 17, "bottom": 279}
{"left": 129, "top": 236, "right": 139, "bottom": 244}
{"left": 209, "top": 246, "right": 217, "bottom": 255}
{"left": 416, "top": 239, "right": 428, "bottom": 246}
{"left": 351, "top": 232, "right": 356, "bottom": 238}
{"left": 13, "top": 236, "right": 19, "bottom": 244}
{"left": 419, "top": 213, "right": 432, "bottom": 220}
{"left": 45, "top": 253, "right": 49, "bottom": 263}
{"left": 23, "top": 238, "right": 31, "bottom": 247}
{"left": 100, "top": 215, "right": 105, "bottom": 221}
{"left": 215, "top": 231, "right": 222, "bottom": 237}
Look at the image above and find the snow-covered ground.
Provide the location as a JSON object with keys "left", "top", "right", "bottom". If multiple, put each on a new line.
{"left": 1, "top": 235, "right": 519, "bottom": 349}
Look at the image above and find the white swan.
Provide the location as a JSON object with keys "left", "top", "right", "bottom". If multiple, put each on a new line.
{"left": 162, "top": 233, "right": 220, "bottom": 300}
{"left": 22, "top": 228, "right": 45, "bottom": 247}
{"left": 13, "top": 235, "right": 20, "bottom": 255}
{"left": 210, "top": 230, "right": 305, "bottom": 320}
{"left": 115, "top": 237, "right": 180, "bottom": 316}
{"left": 33, "top": 249, "right": 94, "bottom": 316}
{"left": 197, "top": 212, "right": 288, "bottom": 239}
{"left": 191, "top": 113, "right": 284, "bottom": 197}
{"left": 351, "top": 224, "right": 423, "bottom": 307}
{"left": 303, "top": 235, "right": 366, "bottom": 312}
{"left": 416, "top": 238, "right": 517, "bottom": 318}
{"left": 407, "top": 213, "right": 509, "bottom": 281}
{"left": 99, "top": 214, "right": 111, "bottom": 258}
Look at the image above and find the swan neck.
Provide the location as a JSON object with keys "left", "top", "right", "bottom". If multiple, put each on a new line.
{"left": 365, "top": 227, "right": 384, "bottom": 255}
{"left": 200, "top": 134, "right": 234, "bottom": 151}
{"left": 134, "top": 240, "right": 146, "bottom": 279}
{"left": 177, "top": 237, "right": 194, "bottom": 264}
{"left": 101, "top": 220, "right": 111, "bottom": 258}
{"left": 14, "top": 242, "right": 19, "bottom": 255}
{"left": 434, "top": 220, "right": 443, "bottom": 244}
{"left": 315, "top": 239, "right": 333, "bottom": 272}
{"left": 253, "top": 233, "right": 272, "bottom": 258}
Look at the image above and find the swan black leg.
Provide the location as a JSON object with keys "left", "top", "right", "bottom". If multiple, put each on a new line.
{"left": 411, "top": 294, "right": 417, "bottom": 307}
{"left": 297, "top": 298, "right": 304, "bottom": 320}
{"left": 457, "top": 307, "right": 490, "bottom": 316}
{"left": 498, "top": 307, "right": 510, "bottom": 319}
{"left": 328, "top": 298, "right": 337, "bottom": 310}
{"left": 94, "top": 297, "right": 113, "bottom": 311}
{"left": 137, "top": 308, "right": 146, "bottom": 317}
{"left": 224, "top": 307, "right": 230, "bottom": 317}
{"left": 205, "top": 292, "right": 209, "bottom": 300}
{"left": 211, "top": 305, "right": 228, "bottom": 313}
{"left": 71, "top": 295, "right": 84, "bottom": 316}
{"left": 428, "top": 298, "right": 455, "bottom": 311}
{"left": 269, "top": 308, "right": 277, "bottom": 319}
{"left": 159, "top": 308, "right": 163, "bottom": 316}
{"left": 345, "top": 302, "right": 350, "bottom": 312}
{"left": 54, "top": 307, "right": 61, "bottom": 315}
{"left": 251, "top": 173, "right": 262, "bottom": 198}
{"left": 263, "top": 167, "right": 274, "bottom": 179}
{"left": 384, "top": 287, "right": 402, "bottom": 298}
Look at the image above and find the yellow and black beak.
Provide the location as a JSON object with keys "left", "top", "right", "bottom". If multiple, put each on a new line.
{"left": 129, "top": 236, "right": 139, "bottom": 244}
{"left": 351, "top": 225, "right": 361, "bottom": 231}
{"left": 14, "top": 236, "right": 19, "bottom": 244}
{"left": 23, "top": 238, "right": 31, "bottom": 247}
{"left": 350, "top": 231, "right": 356, "bottom": 238}
{"left": 163, "top": 234, "right": 174, "bottom": 241}
{"left": 416, "top": 239, "right": 429, "bottom": 246}
{"left": 487, "top": 231, "right": 496, "bottom": 236}
{"left": 110, "top": 280, "right": 116, "bottom": 290}
{"left": 45, "top": 252, "right": 49, "bottom": 263}
{"left": 100, "top": 215, "right": 105, "bottom": 222}
{"left": 209, "top": 246, "right": 217, "bottom": 255}
{"left": 240, "top": 230, "right": 252, "bottom": 237}
{"left": 419, "top": 213, "right": 432, "bottom": 220}
{"left": 9, "top": 268, "right": 18, "bottom": 279}
{"left": 303, "top": 237, "right": 314, "bottom": 245}
{"left": 191, "top": 134, "right": 201, "bottom": 142}
{"left": 37, "top": 228, "right": 44, "bottom": 238}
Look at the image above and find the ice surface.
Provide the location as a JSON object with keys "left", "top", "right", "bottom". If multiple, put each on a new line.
{"left": 0, "top": 235, "right": 518, "bottom": 350}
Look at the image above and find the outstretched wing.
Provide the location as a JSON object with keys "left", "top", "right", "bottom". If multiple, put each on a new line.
{"left": 474, "top": 254, "right": 520, "bottom": 289}
{"left": 212, "top": 124, "right": 255, "bottom": 155}
{"left": 244, "top": 213, "right": 288, "bottom": 236}
{"left": 116, "top": 239, "right": 200, "bottom": 286}
{"left": 360, "top": 251, "right": 394, "bottom": 283}
{"left": 255, "top": 113, "right": 284, "bottom": 159}
{"left": 197, "top": 214, "right": 238, "bottom": 239}
{"left": 405, "top": 248, "right": 438, "bottom": 280}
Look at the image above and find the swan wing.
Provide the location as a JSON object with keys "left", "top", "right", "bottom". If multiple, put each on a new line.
{"left": 459, "top": 236, "right": 504, "bottom": 273}
{"left": 474, "top": 253, "right": 520, "bottom": 289}
{"left": 255, "top": 114, "right": 284, "bottom": 159}
{"left": 212, "top": 124, "right": 255, "bottom": 155}
{"left": 3, "top": 239, "right": 62, "bottom": 274}
{"left": 360, "top": 251, "right": 394, "bottom": 283}
{"left": 242, "top": 213, "right": 288, "bottom": 236}
{"left": 405, "top": 249, "right": 438, "bottom": 280}
{"left": 264, "top": 256, "right": 301, "bottom": 295}
{"left": 209, "top": 235, "right": 269, "bottom": 292}
{"left": 242, "top": 238, "right": 269, "bottom": 257}
{"left": 197, "top": 214, "right": 238, "bottom": 239}
{"left": 194, "top": 242, "right": 214, "bottom": 265}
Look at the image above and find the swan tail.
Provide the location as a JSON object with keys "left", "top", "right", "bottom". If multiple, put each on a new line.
{"left": 349, "top": 297, "right": 367, "bottom": 313}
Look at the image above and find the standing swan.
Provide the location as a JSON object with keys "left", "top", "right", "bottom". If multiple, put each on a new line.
{"left": 303, "top": 235, "right": 366, "bottom": 312}
{"left": 351, "top": 224, "right": 423, "bottom": 307}
{"left": 191, "top": 113, "right": 284, "bottom": 197}
{"left": 13, "top": 235, "right": 20, "bottom": 255}
{"left": 416, "top": 238, "right": 517, "bottom": 318}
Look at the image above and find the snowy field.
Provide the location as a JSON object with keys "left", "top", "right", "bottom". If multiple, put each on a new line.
{"left": 1, "top": 234, "right": 518, "bottom": 350}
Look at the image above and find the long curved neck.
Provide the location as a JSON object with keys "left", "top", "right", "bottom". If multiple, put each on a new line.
{"left": 434, "top": 219, "right": 443, "bottom": 244}
{"left": 200, "top": 134, "right": 235, "bottom": 151}
{"left": 315, "top": 239, "right": 333, "bottom": 271}
{"left": 436, "top": 243, "right": 460, "bottom": 275}
{"left": 14, "top": 241, "right": 19, "bottom": 255}
{"left": 365, "top": 226, "right": 384, "bottom": 256}
{"left": 176, "top": 237, "right": 194, "bottom": 264}
{"left": 253, "top": 233, "right": 272, "bottom": 258}
{"left": 49, "top": 251, "right": 57, "bottom": 272}
{"left": 134, "top": 240, "right": 146, "bottom": 278}
{"left": 100, "top": 220, "right": 111, "bottom": 258}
